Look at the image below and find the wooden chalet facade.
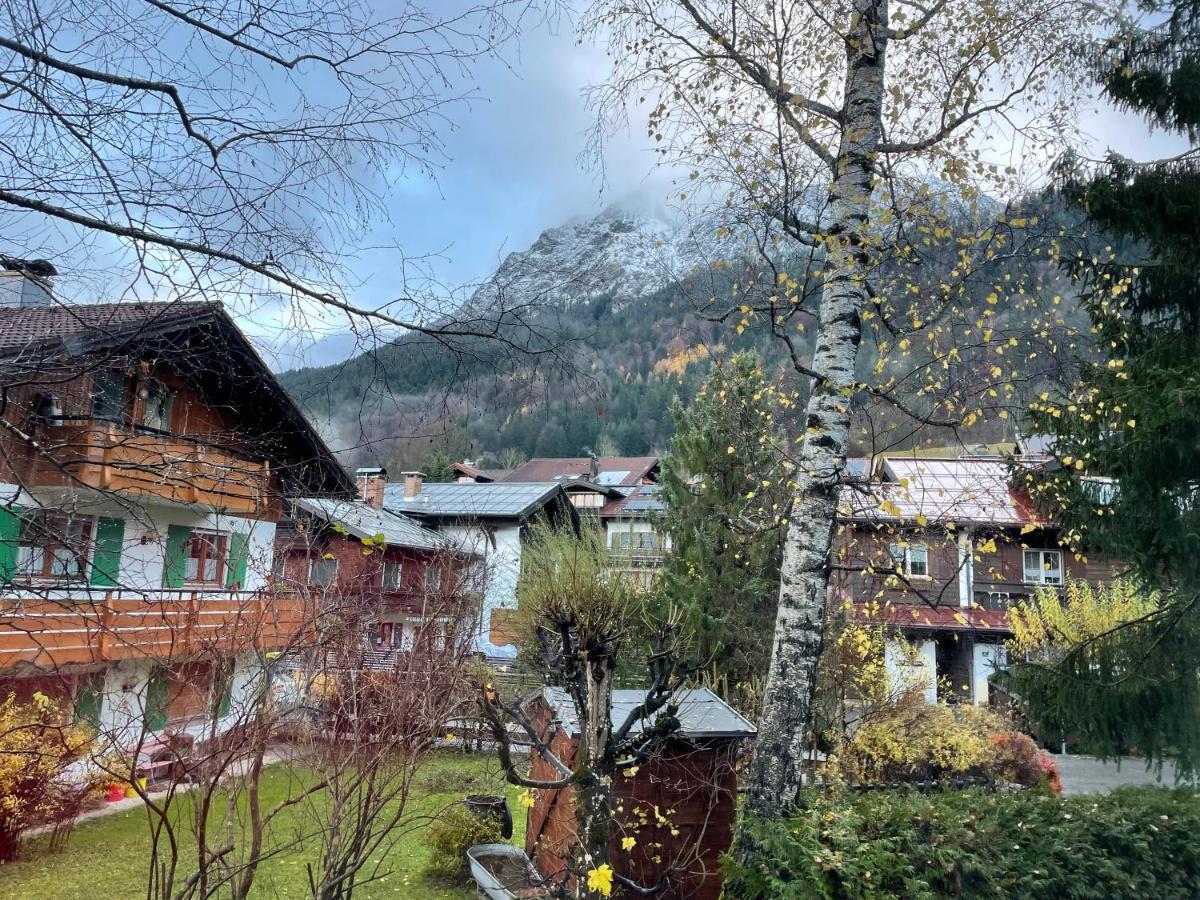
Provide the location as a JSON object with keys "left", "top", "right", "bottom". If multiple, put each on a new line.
{"left": 832, "top": 455, "right": 1122, "bottom": 705}
{"left": 0, "top": 286, "right": 350, "bottom": 741}
{"left": 273, "top": 469, "right": 480, "bottom": 669}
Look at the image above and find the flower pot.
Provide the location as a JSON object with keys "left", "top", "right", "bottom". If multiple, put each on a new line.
{"left": 106, "top": 783, "right": 127, "bottom": 803}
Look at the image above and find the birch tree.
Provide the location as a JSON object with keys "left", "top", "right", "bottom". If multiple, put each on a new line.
{"left": 585, "top": 0, "right": 1100, "bottom": 820}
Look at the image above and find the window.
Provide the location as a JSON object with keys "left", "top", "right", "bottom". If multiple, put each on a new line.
{"left": 309, "top": 556, "right": 338, "bottom": 587}
{"left": 271, "top": 553, "right": 288, "bottom": 582}
{"left": 611, "top": 531, "right": 660, "bottom": 551}
{"left": 185, "top": 531, "right": 226, "bottom": 585}
{"left": 1023, "top": 549, "right": 1062, "bottom": 585}
{"left": 570, "top": 492, "right": 605, "bottom": 509}
{"left": 17, "top": 512, "right": 92, "bottom": 580}
{"left": 140, "top": 379, "right": 173, "bottom": 432}
{"left": 90, "top": 370, "right": 128, "bottom": 420}
{"left": 382, "top": 560, "right": 403, "bottom": 590}
{"left": 888, "top": 543, "right": 929, "bottom": 577}
{"left": 424, "top": 565, "right": 440, "bottom": 594}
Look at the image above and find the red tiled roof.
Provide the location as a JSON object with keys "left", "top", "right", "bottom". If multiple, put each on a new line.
{"left": 502, "top": 456, "right": 659, "bottom": 486}
{"left": 852, "top": 601, "right": 1012, "bottom": 634}
{"left": 0, "top": 300, "right": 218, "bottom": 357}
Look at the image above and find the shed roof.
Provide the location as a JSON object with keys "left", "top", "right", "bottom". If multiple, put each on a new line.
{"left": 540, "top": 687, "right": 756, "bottom": 739}
{"left": 841, "top": 456, "right": 1047, "bottom": 527}
{"left": 384, "top": 481, "right": 567, "bottom": 520}
{"left": 292, "top": 498, "right": 446, "bottom": 552}
{"left": 852, "top": 601, "right": 1012, "bottom": 634}
{"left": 503, "top": 456, "right": 659, "bottom": 486}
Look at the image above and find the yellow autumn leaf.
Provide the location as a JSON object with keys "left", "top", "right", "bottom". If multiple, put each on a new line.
{"left": 518, "top": 790, "right": 536, "bottom": 809}
{"left": 621, "top": 836, "right": 637, "bottom": 851}
{"left": 587, "top": 864, "right": 614, "bottom": 897}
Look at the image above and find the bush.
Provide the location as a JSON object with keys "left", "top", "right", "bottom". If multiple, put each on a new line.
{"left": 424, "top": 802, "right": 505, "bottom": 880}
{"left": 821, "top": 698, "right": 1056, "bottom": 790}
{"left": 0, "top": 692, "right": 100, "bottom": 861}
{"left": 724, "top": 785, "right": 1200, "bottom": 899}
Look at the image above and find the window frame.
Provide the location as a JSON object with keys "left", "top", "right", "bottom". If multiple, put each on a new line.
{"left": 1023, "top": 548, "right": 1063, "bottom": 585}
{"left": 140, "top": 378, "right": 174, "bottom": 433}
{"left": 423, "top": 564, "right": 440, "bottom": 594}
{"left": 888, "top": 542, "right": 930, "bottom": 578}
{"left": 184, "top": 531, "right": 227, "bottom": 587}
{"left": 309, "top": 555, "right": 338, "bottom": 588}
{"left": 17, "top": 512, "right": 94, "bottom": 582}
{"left": 90, "top": 370, "right": 129, "bottom": 421}
{"left": 382, "top": 559, "right": 403, "bottom": 590}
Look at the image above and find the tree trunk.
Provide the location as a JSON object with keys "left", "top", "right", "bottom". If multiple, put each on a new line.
{"left": 575, "top": 657, "right": 615, "bottom": 898}
{"left": 743, "top": 0, "right": 887, "bottom": 822}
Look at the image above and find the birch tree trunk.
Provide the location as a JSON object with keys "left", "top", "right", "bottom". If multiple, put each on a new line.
{"left": 743, "top": 0, "right": 888, "bottom": 820}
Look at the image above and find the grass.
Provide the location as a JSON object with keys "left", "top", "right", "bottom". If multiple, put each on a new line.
{"left": 0, "top": 750, "right": 527, "bottom": 899}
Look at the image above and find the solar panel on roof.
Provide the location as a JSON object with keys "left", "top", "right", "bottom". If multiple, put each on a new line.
{"left": 596, "top": 470, "right": 631, "bottom": 485}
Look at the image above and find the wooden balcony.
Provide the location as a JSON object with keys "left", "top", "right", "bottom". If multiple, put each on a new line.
{"left": 26, "top": 419, "right": 272, "bottom": 515}
{"left": 0, "top": 589, "right": 312, "bottom": 670}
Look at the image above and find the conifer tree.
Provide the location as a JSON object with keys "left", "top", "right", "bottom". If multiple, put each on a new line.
{"left": 1018, "top": 1, "right": 1200, "bottom": 773}
{"left": 657, "top": 353, "right": 788, "bottom": 699}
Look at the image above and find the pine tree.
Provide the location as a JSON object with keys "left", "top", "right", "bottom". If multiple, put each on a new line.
{"left": 1018, "top": 1, "right": 1200, "bottom": 773}
{"left": 656, "top": 353, "right": 788, "bottom": 699}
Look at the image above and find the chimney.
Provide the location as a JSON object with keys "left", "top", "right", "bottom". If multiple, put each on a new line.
{"left": 588, "top": 453, "right": 599, "bottom": 481}
{"left": 355, "top": 466, "right": 387, "bottom": 508}
{"left": 401, "top": 471, "right": 424, "bottom": 500}
{"left": 0, "top": 258, "right": 56, "bottom": 308}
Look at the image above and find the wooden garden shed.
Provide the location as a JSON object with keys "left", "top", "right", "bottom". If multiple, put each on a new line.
{"left": 524, "top": 687, "right": 755, "bottom": 900}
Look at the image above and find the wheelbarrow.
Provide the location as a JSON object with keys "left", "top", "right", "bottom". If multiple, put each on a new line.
{"left": 466, "top": 843, "right": 549, "bottom": 899}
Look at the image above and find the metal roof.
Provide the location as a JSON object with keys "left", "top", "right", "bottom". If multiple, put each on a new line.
{"left": 293, "top": 498, "right": 446, "bottom": 552}
{"left": 540, "top": 687, "right": 756, "bottom": 739}
{"left": 502, "top": 456, "right": 659, "bottom": 486}
{"left": 383, "top": 481, "right": 566, "bottom": 520}
{"left": 841, "top": 456, "right": 1046, "bottom": 527}
{"left": 602, "top": 483, "right": 665, "bottom": 517}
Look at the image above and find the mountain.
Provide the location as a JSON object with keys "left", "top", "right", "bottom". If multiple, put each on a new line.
{"left": 277, "top": 194, "right": 1093, "bottom": 473}
{"left": 468, "top": 202, "right": 711, "bottom": 312}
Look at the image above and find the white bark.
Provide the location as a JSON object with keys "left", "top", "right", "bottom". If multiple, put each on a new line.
{"left": 744, "top": 0, "right": 888, "bottom": 819}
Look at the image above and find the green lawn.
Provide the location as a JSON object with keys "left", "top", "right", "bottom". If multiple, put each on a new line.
{"left": 0, "top": 751, "right": 526, "bottom": 899}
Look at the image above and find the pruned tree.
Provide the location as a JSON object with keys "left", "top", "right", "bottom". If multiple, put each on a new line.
{"left": 479, "top": 527, "right": 695, "bottom": 899}
{"left": 584, "top": 0, "right": 1102, "bottom": 823}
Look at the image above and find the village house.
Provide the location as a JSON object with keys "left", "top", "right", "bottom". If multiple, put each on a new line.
{"left": 377, "top": 472, "right": 577, "bottom": 659}
{"left": 469, "top": 455, "right": 671, "bottom": 587}
{"left": 0, "top": 275, "right": 350, "bottom": 746}
{"left": 832, "top": 454, "right": 1122, "bottom": 706}
{"left": 273, "top": 468, "right": 480, "bottom": 665}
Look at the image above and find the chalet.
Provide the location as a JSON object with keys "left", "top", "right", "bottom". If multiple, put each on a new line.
{"left": 497, "top": 456, "right": 671, "bottom": 586}
{"left": 525, "top": 687, "right": 755, "bottom": 900}
{"left": 378, "top": 472, "right": 576, "bottom": 659}
{"left": 0, "top": 280, "right": 350, "bottom": 744}
{"left": 274, "top": 471, "right": 479, "bottom": 666}
{"left": 833, "top": 454, "right": 1121, "bottom": 705}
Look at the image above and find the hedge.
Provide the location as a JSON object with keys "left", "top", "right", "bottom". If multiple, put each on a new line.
{"left": 723, "top": 785, "right": 1200, "bottom": 899}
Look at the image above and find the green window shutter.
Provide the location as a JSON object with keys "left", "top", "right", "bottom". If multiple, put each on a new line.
{"left": 89, "top": 517, "right": 125, "bottom": 587}
{"left": 226, "top": 532, "right": 250, "bottom": 589}
{"left": 162, "top": 524, "right": 192, "bottom": 588}
{"left": 144, "top": 668, "right": 169, "bottom": 732}
{"left": 0, "top": 504, "right": 19, "bottom": 585}
{"left": 74, "top": 673, "right": 104, "bottom": 729}
{"left": 215, "top": 673, "right": 233, "bottom": 718}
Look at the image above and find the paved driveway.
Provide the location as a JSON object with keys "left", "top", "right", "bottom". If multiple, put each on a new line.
{"left": 1052, "top": 754, "right": 1198, "bottom": 795}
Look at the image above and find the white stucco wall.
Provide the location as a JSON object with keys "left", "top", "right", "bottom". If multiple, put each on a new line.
{"left": 439, "top": 522, "right": 522, "bottom": 658}
{"left": 885, "top": 637, "right": 937, "bottom": 705}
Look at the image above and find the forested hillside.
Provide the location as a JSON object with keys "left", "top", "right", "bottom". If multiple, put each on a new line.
{"left": 278, "top": 197, "right": 1097, "bottom": 471}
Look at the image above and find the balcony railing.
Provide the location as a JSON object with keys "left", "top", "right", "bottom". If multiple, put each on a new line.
{"left": 0, "top": 588, "right": 311, "bottom": 669}
{"left": 607, "top": 549, "right": 667, "bottom": 568}
{"left": 25, "top": 419, "right": 272, "bottom": 515}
